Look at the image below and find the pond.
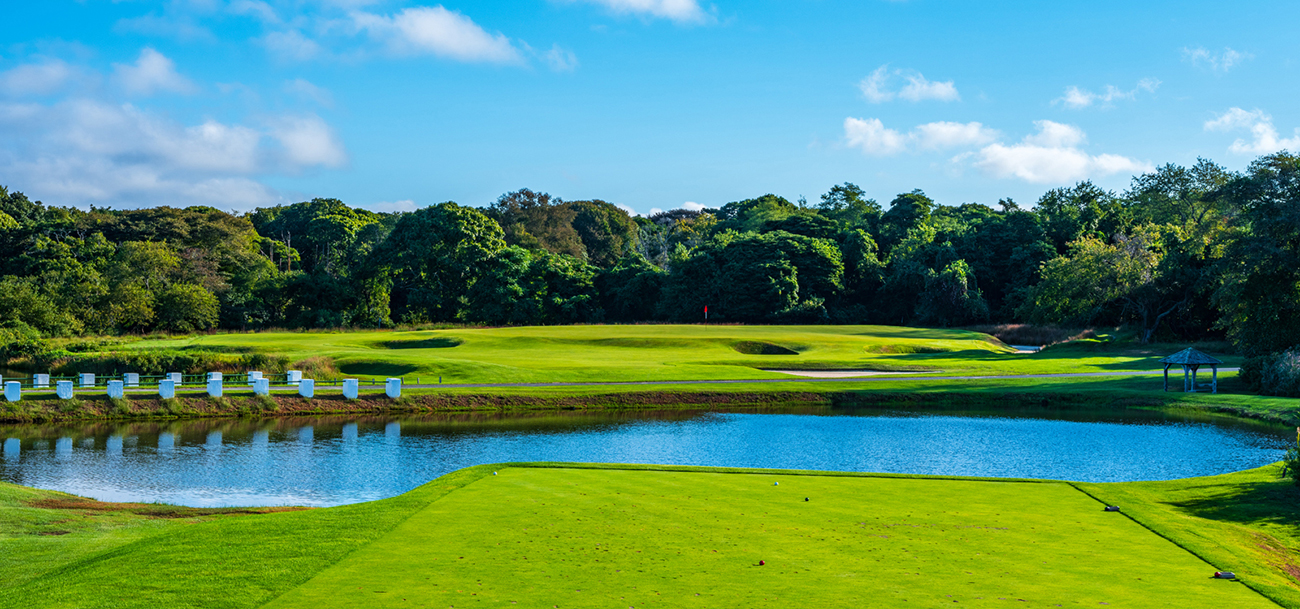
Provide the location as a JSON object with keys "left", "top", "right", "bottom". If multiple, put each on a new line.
{"left": 0, "top": 406, "right": 1290, "bottom": 507}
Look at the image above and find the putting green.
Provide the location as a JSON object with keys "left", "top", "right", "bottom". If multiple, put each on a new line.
{"left": 265, "top": 466, "right": 1272, "bottom": 608}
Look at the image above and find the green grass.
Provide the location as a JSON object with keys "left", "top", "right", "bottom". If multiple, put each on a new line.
{"left": 97, "top": 324, "right": 1222, "bottom": 384}
{"left": 5, "top": 463, "right": 1298, "bottom": 608}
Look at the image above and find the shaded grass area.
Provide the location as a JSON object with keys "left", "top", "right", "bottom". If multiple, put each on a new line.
{"left": 2, "top": 463, "right": 1298, "bottom": 608}
{"left": 1082, "top": 464, "right": 1300, "bottom": 608}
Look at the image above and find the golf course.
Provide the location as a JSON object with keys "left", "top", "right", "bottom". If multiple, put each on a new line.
{"left": 3, "top": 462, "right": 1298, "bottom": 608}
{"left": 4, "top": 324, "right": 1299, "bottom": 607}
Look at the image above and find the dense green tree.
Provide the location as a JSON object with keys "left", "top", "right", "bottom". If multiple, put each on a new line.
{"left": 487, "top": 189, "right": 584, "bottom": 259}
{"left": 818, "top": 182, "right": 882, "bottom": 231}
{"left": 877, "top": 190, "right": 935, "bottom": 255}
{"left": 154, "top": 284, "right": 220, "bottom": 333}
{"left": 377, "top": 202, "right": 506, "bottom": 323}
{"left": 1212, "top": 152, "right": 1300, "bottom": 354}
{"left": 568, "top": 199, "right": 639, "bottom": 267}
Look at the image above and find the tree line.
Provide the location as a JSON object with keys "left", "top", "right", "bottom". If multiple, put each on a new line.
{"left": 1, "top": 152, "right": 1298, "bottom": 366}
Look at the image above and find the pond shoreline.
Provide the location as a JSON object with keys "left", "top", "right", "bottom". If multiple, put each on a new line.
{"left": 3, "top": 384, "right": 1297, "bottom": 428}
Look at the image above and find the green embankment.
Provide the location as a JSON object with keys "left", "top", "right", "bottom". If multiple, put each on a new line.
{"left": 4, "top": 463, "right": 1299, "bottom": 608}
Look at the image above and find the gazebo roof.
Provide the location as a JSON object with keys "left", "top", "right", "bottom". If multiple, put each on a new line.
{"left": 1159, "top": 348, "right": 1223, "bottom": 365}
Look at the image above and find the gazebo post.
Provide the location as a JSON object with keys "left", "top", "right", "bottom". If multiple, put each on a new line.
{"left": 1183, "top": 365, "right": 1190, "bottom": 392}
{"left": 1191, "top": 364, "right": 1200, "bottom": 392}
{"left": 1212, "top": 366, "right": 1218, "bottom": 394}
{"left": 1163, "top": 364, "right": 1170, "bottom": 392}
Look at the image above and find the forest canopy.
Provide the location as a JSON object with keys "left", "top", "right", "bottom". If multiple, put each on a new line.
{"left": 2, "top": 151, "right": 1299, "bottom": 361}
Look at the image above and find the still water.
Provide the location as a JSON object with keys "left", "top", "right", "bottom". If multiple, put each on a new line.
{"left": 0, "top": 407, "right": 1290, "bottom": 507}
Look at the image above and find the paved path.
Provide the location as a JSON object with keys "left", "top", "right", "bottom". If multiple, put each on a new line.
{"left": 40, "top": 368, "right": 1240, "bottom": 394}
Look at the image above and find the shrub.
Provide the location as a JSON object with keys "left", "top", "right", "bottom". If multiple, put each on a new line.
{"left": 1282, "top": 429, "right": 1300, "bottom": 487}
{"left": 1242, "top": 348, "right": 1300, "bottom": 397}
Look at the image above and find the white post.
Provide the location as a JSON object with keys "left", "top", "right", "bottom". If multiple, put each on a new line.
{"left": 207, "top": 379, "right": 223, "bottom": 398}
{"left": 253, "top": 378, "right": 270, "bottom": 396}
{"left": 286, "top": 370, "right": 303, "bottom": 386}
{"left": 56, "top": 381, "right": 74, "bottom": 399}
{"left": 167, "top": 372, "right": 183, "bottom": 386}
{"left": 342, "top": 379, "right": 359, "bottom": 400}
{"left": 207, "top": 372, "right": 223, "bottom": 383}
{"left": 247, "top": 371, "right": 263, "bottom": 386}
{"left": 106, "top": 380, "right": 124, "bottom": 399}
{"left": 79, "top": 373, "right": 95, "bottom": 388}
{"left": 386, "top": 378, "right": 402, "bottom": 398}
{"left": 123, "top": 373, "right": 139, "bottom": 388}
{"left": 3, "top": 381, "right": 19, "bottom": 402}
{"left": 298, "top": 379, "right": 315, "bottom": 398}
{"left": 33, "top": 374, "right": 50, "bottom": 389}
{"left": 158, "top": 379, "right": 175, "bottom": 399}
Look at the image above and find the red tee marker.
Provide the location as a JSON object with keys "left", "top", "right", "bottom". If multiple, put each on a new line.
{"left": 758, "top": 560, "right": 765, "bottom": 566}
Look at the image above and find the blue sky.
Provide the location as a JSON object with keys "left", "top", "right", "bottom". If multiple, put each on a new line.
{"left": 2, "top": 1, "right": 1297, "bottom": 215}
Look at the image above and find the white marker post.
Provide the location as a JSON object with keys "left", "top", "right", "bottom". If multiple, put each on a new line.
{"left": 298, "top": 379, "right": 315, "bottom": 398}
{"left": 33, "top": 374, "right": 49, "bottom": 389}
{"left": 247, "top": 371, "right": 263, "bottom": 386}
{"left": 253, "top": 378, "right": 270, "bottom": 396}
{"left": 123, "top": 373, "right": 139, "bottom": 388}
{"left": 56, "top": 381, "right": 74, "bottom": 400}
{"left": 207, "top": 379, "right": 223, "bottom": 398}
{"left": 158, "top": 379, "right": 175, "bottom": 399}
{"left": 4, "top": 382, "right": 19, "bottom": 403}
{"left": 286, "top": 370, "right": 303, "bottom": 386}
{"left": 207, "top": 372, "right": 223, "bottom": 383}
{"left": 166, "top": 372, "right": 183, "bottom": 387}
{"left": 385, "top": 378, "right": 402, "bottom": 398}
{"left": 342, "top": 379, "right": 359, "bottom": 400}
{"left": 106, "top": 380, "right": 124, "bottom": 399}
{"left": 79, "top": 373, "right": 95, "bottom": 388}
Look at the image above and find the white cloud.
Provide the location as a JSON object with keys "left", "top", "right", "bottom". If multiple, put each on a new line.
{"left": 681, "top": 201, "right": 705, "bottom": 211}
{"left": 1056, "top": 78, "right": 1159, "bottom": 109}
{"left": 859, "top": 65, "right": 958, "bottom": 103}
{"left": 899, "top": 73, "right": 959, "bottom": 102}
{"left": 844, "top": 117, "right": 907, "bottom": 155}
{"left": 353, "top": 6, "right": 523, "bottom": 63}
{"left": 542, "top": 44, "right": 579, "bottom": 72}
{"left": 268, "top": 114, "right": 348, "bottom": 168}
{"left": 844, "top": 118, "right": 995, "bottom": 155}
{"left": 1022, "top": 120, "right": 1084, "bottom": 147}
{"left": 0, "top": 99, "right": 348, "bottom": 209}
{"left": 1183, "top": 47, "right": 1252, "bottom": 73}
{"left": 262, "top": 30, "right": 325, "bottom": 62}
{"left": 0, "top": 59, "right": 86, "bottom": 96}
{"left": 615, "top": 202, "right": 637, "bottom": 216}
{"left": 566, "top": 0, "right": 708, "bottom": 24}
{"left": 648, "top": 207, "right": 665, "bottom": 216}
{"left": 972, "top": 120, "right": 1150, "bottom": 183}
{"left": 112, "top": 48, "right": 196, "bottom": 96}
{"left": 1204, "top": 107, "right": 1300, "bottom": 155}
{"left": 284, "top": 78, "right": 334, "bottom": 107}
{"left": 912, "top": 121, "right": 998, "bottom": 150}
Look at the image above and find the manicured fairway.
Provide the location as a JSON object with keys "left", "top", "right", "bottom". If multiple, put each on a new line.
{"left": 113, "top": 325, "right": 1209, "bottom": 384}
{"left": 265, "top": 466, "right": 1271, "bottom": 608}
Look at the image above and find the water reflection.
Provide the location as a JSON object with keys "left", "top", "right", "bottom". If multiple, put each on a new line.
{"left": 0, "top": 407, "right": 1289, "bottom": 508}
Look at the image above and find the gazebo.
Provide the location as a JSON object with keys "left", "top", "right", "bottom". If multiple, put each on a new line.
{"left": 1160, "top": 348, "right": 1223, "bottom": 394}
